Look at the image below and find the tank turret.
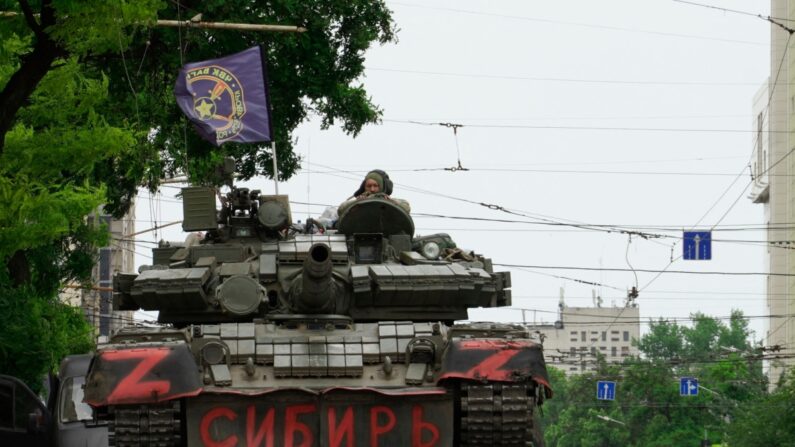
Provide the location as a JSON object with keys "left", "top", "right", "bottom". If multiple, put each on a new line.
{"left": 90, "top": 177, "right": 551, "bottom": 447}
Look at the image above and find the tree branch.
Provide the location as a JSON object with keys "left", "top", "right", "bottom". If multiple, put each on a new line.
{"left": 16, "top": 0, "right": 42, "bottom": 36}
{"left": 0, "top": 0, "right": 62, "bottom": 154}
{"left": 38, "top": 0, "right": 55, "bottom": 29}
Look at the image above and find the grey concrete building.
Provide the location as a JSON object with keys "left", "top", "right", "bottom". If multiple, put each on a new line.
{"left": 526, "top": 301, "right": 640, "bottom": 375}
{"left": 749, "top": 0, "right": 795, "bottom": 387}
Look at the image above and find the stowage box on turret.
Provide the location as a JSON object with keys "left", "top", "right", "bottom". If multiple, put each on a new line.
{"left": 84, "top": 181, "right": 552, "bottom": 446}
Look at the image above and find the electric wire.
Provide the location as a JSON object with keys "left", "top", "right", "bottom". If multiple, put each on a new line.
{"left": 384, "top": 118, "right": 780, "bottom": 134}
{"left": 638, "top": 30, "right": 795, "bottom": 292}
{"left": 500, "top": 306, "right": 787, "bottom": 323}
{"left": 390, "top": 1, "right": 766, "bottom": 46}
{"left": 304, "top": 166, "right": 795, "bottom": 177}
{"left": 498, "top": 263, "right": 784, "bottom": 277}
{"left": 672, "top": 0, "right": 793, "bottom": 22}
{"left": 368, "top": 66, "right": 767, "bottom": 87}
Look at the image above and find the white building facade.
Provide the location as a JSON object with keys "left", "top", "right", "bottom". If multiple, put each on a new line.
{"left": 749, "top": 0, "right": 795, "bottom": 388}
{"left": 527, "top": 304, "right": 640, "bottom": 375}
{"left": 60, "top": 207, "right": 136, "bottom": 339}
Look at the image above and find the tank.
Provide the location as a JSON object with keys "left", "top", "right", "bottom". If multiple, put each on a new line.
{"left": 84, "top": 181, "right": 552, "bottom": 446}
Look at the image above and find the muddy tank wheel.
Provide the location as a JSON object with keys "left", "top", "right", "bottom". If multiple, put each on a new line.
{"left": 108, "top": 401, "right": 182, "bottom": 447}
{"left": 458, "top": 381, "right": 544, "bottom": 447}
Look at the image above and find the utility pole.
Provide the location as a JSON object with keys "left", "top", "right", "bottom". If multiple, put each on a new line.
{"left": 1, "top": 11, "right": 308, "bottom": 34}
{"left": 156, "top": 19, "right": 306, "bottom": 33}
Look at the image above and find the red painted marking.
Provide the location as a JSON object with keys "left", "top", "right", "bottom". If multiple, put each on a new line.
{"left": 412, "top": 405, "right": 440, "bottom": 447}
{"left": 103, "top": 348, "right": 171, "bottom": 404}
{"left": 200, "top": 407, "right": 238, "bottom": 447}
{"left": 369, "top": 406, "right": 396, "bottom": 447}
{"left": 459, "top": 340, "right": 530, "bottom": 350}
{"left": 328, "top": 407, "right": 354, "bottom": 447}
{"left": 246, "top": 405, "right": 274, "bottom": 447}
{"left": 284, "top": 404, "right": 316, "bottom": 447}
{"left": 466, "top": 349, "right": 522, "bottom": 378}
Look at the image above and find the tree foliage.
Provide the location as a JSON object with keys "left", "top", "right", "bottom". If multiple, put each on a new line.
{"left": 99, "top": 0, "right": 397, "bottom": 210}
{"left": 725, "top": 373, "right": 795, "bottom": 446}
{"left": 0, "top": 278, "right": 94, "bottom": 392}
{"left": 541, "top": 311, "right": 774, "bottom": 446}
{"left": 0, "top": 0, "right": 396, "bottom": 388}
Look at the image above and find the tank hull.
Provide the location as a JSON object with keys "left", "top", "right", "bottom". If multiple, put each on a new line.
{"left": 90, "top": 186, "right": 551, "bottom": 446}
{"left": 85, "top": 321, "right": 549, "bottom": 446}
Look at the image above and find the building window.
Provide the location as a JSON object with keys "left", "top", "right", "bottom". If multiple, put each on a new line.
{"left": 611, "top": 347, "right": 617, "bottom": 357}
{"left": 601, "top": 331, "right": 606, "bottom": 341}
{"left": 590, "top": 347, "right": 596, "bottom": 356}
{"left": 757, "top": 111, "right": 763, "bottom": 178}
{"left": 623, "top": 331, "right": 629, "bottom": 342}
{"left": 764, "top": 149, "right": 767, "bottom": 174}
{"left": 599, "top": 346, "right": 606, "bottom": 351}
{"left": 570, "top": 347, "right": 576, "bottom": 356}
{"left": 621, "top": 346, "right": 629, "bottom": 357}
{"left": 581, "top": 331, "right": 586, "bottom": 342}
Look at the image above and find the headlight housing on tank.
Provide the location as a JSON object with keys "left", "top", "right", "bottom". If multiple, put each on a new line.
{"left": 412, "top": 233, "right": 455, "bottom": 260}
{"left": 420, "top": 241, "right": 441, "bottom": 259}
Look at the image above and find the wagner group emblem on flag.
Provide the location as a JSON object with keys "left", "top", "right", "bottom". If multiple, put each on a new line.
{"left": 187, "top": 66, "right": 246, "bottom": 140}
{"left": 175, "top": 46, "right": 272, "bottom": 146}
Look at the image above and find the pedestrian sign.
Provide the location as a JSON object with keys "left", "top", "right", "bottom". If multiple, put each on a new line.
{"left": 683, "top": 231, "right": 711, "bottom": 260}
{"left": 680, "top": 377, "right": 698, "bottom": 396}
{"left": 597, "top": 381, "right": 616, "bottom": 401}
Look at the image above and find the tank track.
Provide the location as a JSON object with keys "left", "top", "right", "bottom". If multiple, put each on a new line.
{"left": 459, "top": 382, "right": 544, "bottom": 447}
{"left": 108, "top": 401, "right": 182, "bottom": 447}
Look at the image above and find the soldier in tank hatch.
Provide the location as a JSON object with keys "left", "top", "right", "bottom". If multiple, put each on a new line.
{"left": 352, "top": 169, "right": 393, "bottom": 197}
{"left": 338, "top": 169, "right": 410, "bottom": 215}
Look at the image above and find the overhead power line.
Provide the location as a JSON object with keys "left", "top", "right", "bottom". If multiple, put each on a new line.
{"left": 367, "top": 66, "right": 765, "bottom": 87}
{"left": 391, "top": 1, "right": 766, "bottom": 46}
{"left": 416, "top": 212, "right": 795, "bottom": 231}
{"left": 506, "top": 306, "right": 795, "bottom": 323}
{"left": 672, "top": 0, "right": 777, "bottom": 20}
{"left": 303, "top": 155, "right": 748, "bottom": 168}
{"left": 384, "top": 118, "right": 780, "bottom": 134}
{"left": 672, "top": 0, "right": 795, "bottom": 28}
{"left": 498, "top": 263, "right": 785, "bottom": 277}
{"left": 512, "top": 294, "right": 790, "bottom": 302}
{"left": 306, "top": 166, "right": 795, "bottom": 177}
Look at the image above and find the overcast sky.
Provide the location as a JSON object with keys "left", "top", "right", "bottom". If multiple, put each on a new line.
{"left": 137, "top": 0, "right": 773, "bottom": 339}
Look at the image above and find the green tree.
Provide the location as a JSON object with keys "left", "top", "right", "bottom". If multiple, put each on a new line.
{"left": 0, "top": 0, "right": 161, "bottom": 386}
{"left": 100, "top": 0, "right": 397, "bottom": 203}
{"left": 544, "top": 363, "right": 630, "bottom": 447}
{"left": 0, "top": 0, "right": 396, "bottom": 388}
{"left": 541, "top": 311, "right": 766, "bottom": 446}
{"left": 725, "top": 371, "right": 795, "bottom": 446}
{"left": 0, "top": 282, "right": 94, "bottom": 393}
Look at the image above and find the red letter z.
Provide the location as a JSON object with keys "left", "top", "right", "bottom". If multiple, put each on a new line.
{"left": 104, "top": 348, "right": 171, "bottom": 404}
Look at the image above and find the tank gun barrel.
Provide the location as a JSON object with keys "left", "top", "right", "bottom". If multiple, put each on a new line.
{"left": 294, "top": 243, "right": 336, "bottom": 312}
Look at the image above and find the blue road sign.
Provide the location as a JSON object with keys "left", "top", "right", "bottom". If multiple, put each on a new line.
{"left": 683, "top": 231, "right": 711, "bottom": 260}
{"left": 680, "top": 377, "right": 699, "bottom": 396}
{"left": 596, "top": 381, "right": 616, "bottom": 401}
